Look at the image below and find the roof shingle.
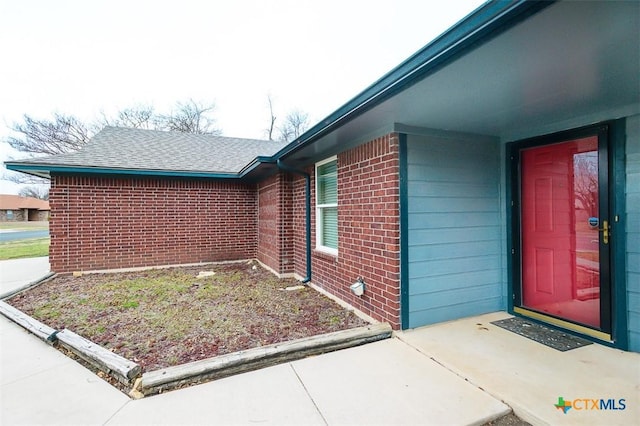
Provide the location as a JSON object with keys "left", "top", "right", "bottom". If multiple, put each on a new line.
{"left": 14, "top": 127, "right": 288, "bottom": 174}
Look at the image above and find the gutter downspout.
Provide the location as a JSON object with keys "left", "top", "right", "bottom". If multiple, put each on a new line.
{"left": 276, "top": 159, "right": 311, "bottom": 283}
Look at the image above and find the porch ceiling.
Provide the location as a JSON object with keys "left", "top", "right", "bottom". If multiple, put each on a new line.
{"left": 284, "top": 0, "right": 639, "bottom": 165}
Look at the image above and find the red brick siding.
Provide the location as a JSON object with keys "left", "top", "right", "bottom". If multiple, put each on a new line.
{"left": 257, "top": 174, "right": 279, "bottom": 271}
{"left": 280, "top": 173, "right": 294, "bottom": 273}
{"left": 49, "top": 175, "right": 257, "bottom": 272}
{"left": 291, "top": 133, "right": 401, "bottom": 328}
{"left": 292, "top": 168, "right": 312, "bottom": 279}
{"left": 257, "top": 173, "right": 294, "bottom": 274}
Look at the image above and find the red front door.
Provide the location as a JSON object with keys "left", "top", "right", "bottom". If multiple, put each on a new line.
{"left": 520, "top": 136, "right": 605, "bottom": 329}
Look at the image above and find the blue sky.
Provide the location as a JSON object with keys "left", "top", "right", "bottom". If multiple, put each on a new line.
{"left": 0, "top": 0, "right": 484, "bottom": 194}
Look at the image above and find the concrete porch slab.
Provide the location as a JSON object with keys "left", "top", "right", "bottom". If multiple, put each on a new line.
{"left": 397, "top": 312, "right": 640, "bottom": 426}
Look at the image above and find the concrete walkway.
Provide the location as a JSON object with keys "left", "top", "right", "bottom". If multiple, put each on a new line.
{"left": 1, "top": 314, "right": 511, "bottom": 425}
{"left": 1, "top": 258, "right": 638, "bottom": 425}
{"left": 0, "top": 256, "right": 50, "bottom": 297}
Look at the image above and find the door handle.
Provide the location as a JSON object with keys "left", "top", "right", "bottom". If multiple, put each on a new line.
{"left": 599, "top": 220, "right": 609, "bottom": 245}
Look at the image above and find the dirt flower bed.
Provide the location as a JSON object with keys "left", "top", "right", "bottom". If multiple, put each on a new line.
{"left": 8, "top": 262, "right": 368, "bottom": 371}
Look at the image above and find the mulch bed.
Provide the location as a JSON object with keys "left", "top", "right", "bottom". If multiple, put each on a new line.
{"left": 7, "top": 261, "right": 368, "bottom": 372}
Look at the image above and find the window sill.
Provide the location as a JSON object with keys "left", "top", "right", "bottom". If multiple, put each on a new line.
{"left": 313, "top": 249, "right": 338, "bottom": 263}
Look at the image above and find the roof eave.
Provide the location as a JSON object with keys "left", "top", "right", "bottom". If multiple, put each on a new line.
{"left": 5, "top": 162, "right": 239, "bottom": 180}
{"left": 4, "top": 164, "right": 51, "bottom": 180}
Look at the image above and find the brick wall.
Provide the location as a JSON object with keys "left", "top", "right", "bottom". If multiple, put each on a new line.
{"left": 0, "top": 209, "right": 26, "bottom": 221}
{"left": 48, "top": 134, "right": 401, "bottom": 326}
{"left": 49, "top": 175, "right": 257, "bottom": 272}
{"left": 292, "top": 168, "right": 311, "bottom": 280}
{"left": 291, "top": 133, "right": 401, "bottom": 328}
{"left": 257, "top": 173, "right": 293, "bottom": 274}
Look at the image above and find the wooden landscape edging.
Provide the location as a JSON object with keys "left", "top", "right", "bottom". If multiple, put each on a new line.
{"left": 2, "top": 296, "right": 391, "bottom": 397}
{"left": 0, "top": 300, "right": 56, "bottom": 341}
{"left": 138, "top": 322, "right": 393, "bottom": 396}
{"left": 0, "top": 300, "right": 141, "bottom": 384}
{"left": 56, "top": 329, "right": 142, "bottom": 384}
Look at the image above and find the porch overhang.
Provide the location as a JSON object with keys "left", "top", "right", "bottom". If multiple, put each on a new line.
{"left": 278, "top": 0, "right": 639, "bottom": 166}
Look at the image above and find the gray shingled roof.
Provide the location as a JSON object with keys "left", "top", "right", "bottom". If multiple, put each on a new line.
{"left": 15, "top": 127, "right": 288, "bottom": 174}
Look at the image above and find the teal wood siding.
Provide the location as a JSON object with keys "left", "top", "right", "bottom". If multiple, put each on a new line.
{"left": 406, "top": 133, "right": 502, "bottom": 328}
{"left": 626, "top": 115, "right": 640, "bottom": 351}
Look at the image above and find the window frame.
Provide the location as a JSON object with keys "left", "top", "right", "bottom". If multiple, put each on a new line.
{"left": 315, "top": 156, "right": 338, "bottom": 255}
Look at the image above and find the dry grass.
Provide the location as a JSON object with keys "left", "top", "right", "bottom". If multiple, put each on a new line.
{"left": 8, "top": 261, "right": 368, "bottom": 371}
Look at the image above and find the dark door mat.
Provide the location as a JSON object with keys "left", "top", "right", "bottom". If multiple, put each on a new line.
{"left": 491, "top": 317, "right": 593, "bottom": 351}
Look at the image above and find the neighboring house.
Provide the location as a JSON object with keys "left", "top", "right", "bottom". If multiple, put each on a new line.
{"left": 0, "top": 194, "right": 50, "bottom": 222}
{"left": 6, "top": 1, "right": 639, "bottom": 352}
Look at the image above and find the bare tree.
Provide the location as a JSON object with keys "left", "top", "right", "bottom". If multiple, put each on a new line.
{"left": 5, "top": 99, "right": 222, "bottom": 161}
{"left": 265, "top": 95, "right": 277, "bottom": 141}
{"left": 278, "top": 109, "right": 309, "bottom": 142}
{"left": 98, "top": 104, "right": 156, "bottom": 129}
{"left": 574, "top": 152, "right": 598, "bottom": 216}
{"left": 2, "top": 170, "right": 48, "bottom": 185}
{"left": 156, "top": 99, "right": 221, "bottom": 135}
{"left": 7, "top": 113, "right": 92, "bottom": 155}
{"left": 19, "top": 186, "right": 49, "bottom": 200}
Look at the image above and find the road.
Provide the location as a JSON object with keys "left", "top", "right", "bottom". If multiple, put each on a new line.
{"left": 0, "top": 230, "right": 49, "bottom": 242}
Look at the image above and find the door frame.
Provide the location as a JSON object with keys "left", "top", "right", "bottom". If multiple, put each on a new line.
{"left": 506, "top": 120, "right": 628, "bottom": 349}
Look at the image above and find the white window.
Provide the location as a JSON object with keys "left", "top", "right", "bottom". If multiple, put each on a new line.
{"left": 316, "top": 157, "right": 338, "bottom": 255}
{"left": 6, "top": 210, "right": 13, "bottom": 220}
